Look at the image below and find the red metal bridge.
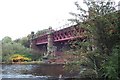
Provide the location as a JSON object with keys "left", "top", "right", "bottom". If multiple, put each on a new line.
{"left": 32, "top": 24, "right": 86, "bottom": 45}
{"left": 31, "top": 24, "right": 87, "bottom": 56}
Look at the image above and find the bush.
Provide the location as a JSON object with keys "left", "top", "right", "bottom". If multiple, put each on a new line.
{"left": 10, "top": 54, "right": 31, "bottom": 62}
{"left": 102, "top": 44, "right": 120, "bottom": 79}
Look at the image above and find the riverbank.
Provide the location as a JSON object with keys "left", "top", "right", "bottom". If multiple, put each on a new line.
{"left": 1, "top": 58, "right": 68, "bottom": 65}
{"left": 0, "top": 61, "right": 43, "bottom": 65}
{"left": 0, "top": 61, "right": 66, "bottom": 65}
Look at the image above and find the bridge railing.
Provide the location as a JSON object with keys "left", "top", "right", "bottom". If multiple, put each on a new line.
{"left": 54, "top": 22, "right": 76, "bottom": 32}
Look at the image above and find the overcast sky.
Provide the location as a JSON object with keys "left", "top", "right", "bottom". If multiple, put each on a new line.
{"left": 0, "top": 0, "right": 119, "bottom": 40}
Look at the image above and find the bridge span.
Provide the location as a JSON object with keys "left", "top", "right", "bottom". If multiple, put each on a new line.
{"left": 31, "top": 24, "right": 86, "bottom": 56}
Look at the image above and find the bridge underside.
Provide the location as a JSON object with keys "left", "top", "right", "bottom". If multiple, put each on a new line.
{"left": 36, "top": 44, "right": 47, "bottom": 56}
{"left": 35, "top": 40, "right": 70, "bottom": 56}
{"left": 34, "top": 37, "right": 84, "bottom": 56}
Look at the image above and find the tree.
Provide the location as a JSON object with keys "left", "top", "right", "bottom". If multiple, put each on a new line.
{"left": 102, "top": 44, "right": 120, "bottom": 79}
{"left": 14, "top": 37, "right": 30, "bottom": 48}
{"left": 2, "top": 36, "right": 12, "bottom": 43}
{"left": 35, "top": 29, "right": 50, "bottom": 37}
{"left": 68, "top": 0, "right": 119, "bottom": 78}
{"left": 2, "top": 36, "right": 32, "bottom": 62}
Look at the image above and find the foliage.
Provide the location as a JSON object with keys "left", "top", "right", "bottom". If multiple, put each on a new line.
{"left": 67, "top": 0, "right": 119, "bottom": 78}
{"left": 10, "top": 54, "right": 31, "bottom": 62}
{"left": 1, "top": 36, "right": 32, "bottom": 62}
{"left": 35, "top": 29, "right": 50, "bottom": 37}
{"left": 69, "top": 0, "right": 116, "bottom": 23}
{"left": 102, "top": 44, "right": 120, "bottom": 80}
{"left": 14, "top": 37, "right": 30, "bottom": 48}
{"left": 2, "top": 36, "right": 12, "bottom": 43}
{"left": 29, "top": 49, "right": 43, "bottom": 61}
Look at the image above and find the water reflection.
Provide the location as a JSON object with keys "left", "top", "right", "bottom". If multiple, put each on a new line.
{"left": 29, "top": 64, "right": 65, "bottom": 77}
{"left": 2, "top": 64, "right": 79, "bottom": 79}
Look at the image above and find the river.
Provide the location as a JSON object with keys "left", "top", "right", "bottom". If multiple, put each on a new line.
{"left": 1, "top": 64, "right": 79, "bottom": 80}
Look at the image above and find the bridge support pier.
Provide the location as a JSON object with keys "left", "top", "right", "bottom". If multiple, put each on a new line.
{"left": 47, "top": 27, "right": 54, "bottom": 57}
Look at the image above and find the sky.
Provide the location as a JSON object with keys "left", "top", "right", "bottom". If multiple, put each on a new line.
{"left": 0, "top": 0, "right": 119, "bottom": 40}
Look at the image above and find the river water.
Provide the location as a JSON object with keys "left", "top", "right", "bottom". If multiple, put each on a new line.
{"left": 1, "top": 64, "right": 79, "bottom": 80}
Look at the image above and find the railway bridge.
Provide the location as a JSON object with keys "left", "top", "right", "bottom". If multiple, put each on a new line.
{"left": 31, "top": 24, "right": 86, "bottom": 56}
